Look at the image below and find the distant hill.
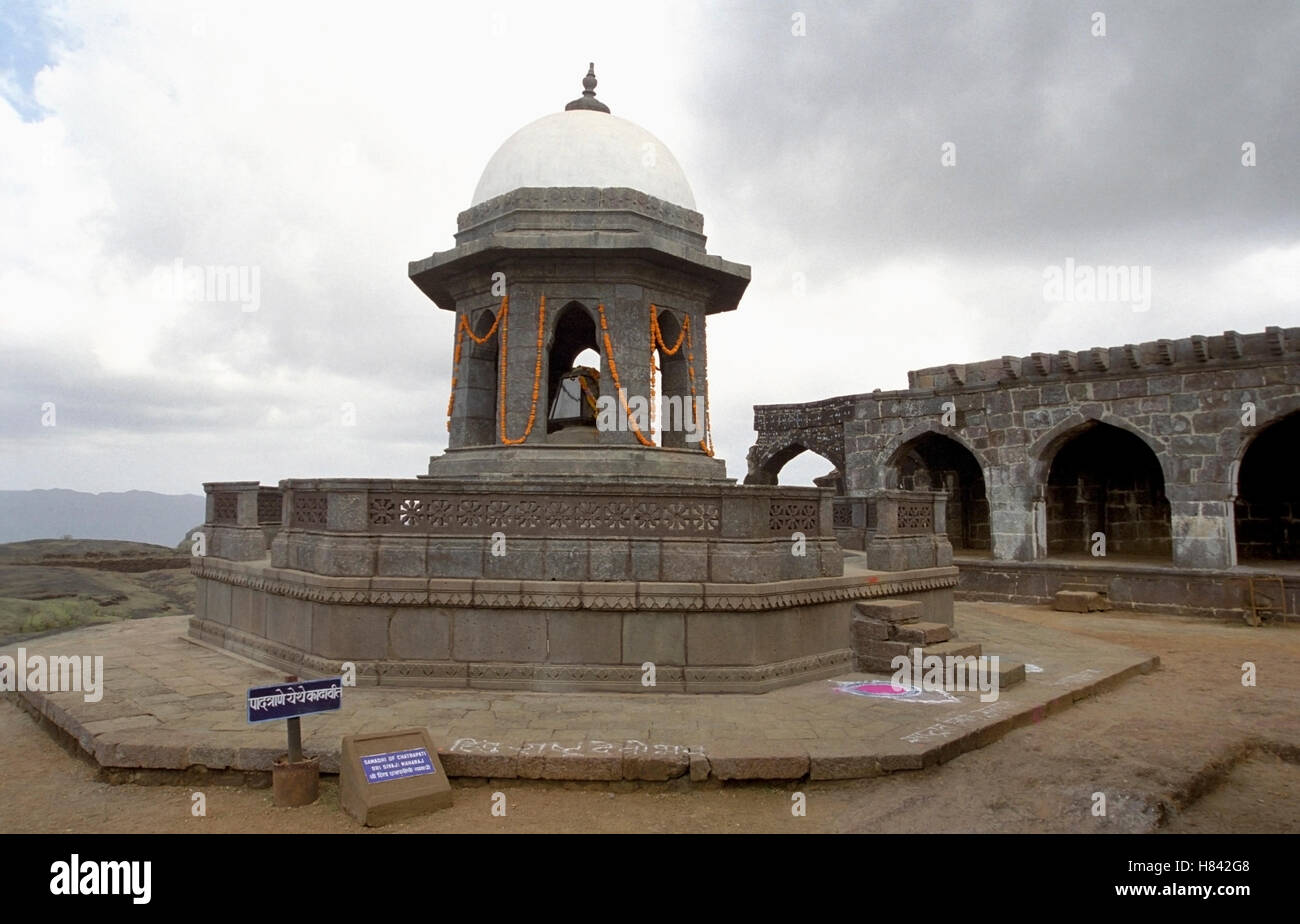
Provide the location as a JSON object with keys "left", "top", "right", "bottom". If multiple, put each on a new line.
{"left": 0, "top": 538, "right": 195, "bottom": 646}
{"left": 0, "top": 490, "right": 205, "bottom": 548}
{"left": 0, "top": 538, "right": 184, "bottom": 564}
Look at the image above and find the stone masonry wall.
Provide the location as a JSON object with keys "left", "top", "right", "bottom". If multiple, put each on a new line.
{"left": 750, "top": 327, "right": 1300, "bottom": 570}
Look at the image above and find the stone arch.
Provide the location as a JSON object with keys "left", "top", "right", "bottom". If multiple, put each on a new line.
{"left": 745, "top": 433, "right": 845, "bottom": 488}
{"left": 545, "top": 301, "right": 599, "bottom": 434}
{"left": 877, "top": 423, "right": 989, "bottom": 489}
{"left": 1233, "top": 409, "right": 1300, "bottom": 561}
{"left": 1038, "top": 418, "right": 1172, "bottom": 559}
{"left": 882, "top": 428, "right": 990, "bottom": 552}
{"left": 1028, "top": 412, "right": 1173, "bottom": 492}
{"left": 1229, "top": 392, "right": 1300, "bottom": 490}
{"left": 460, "top": 306, "right": 500, "bottom": 446}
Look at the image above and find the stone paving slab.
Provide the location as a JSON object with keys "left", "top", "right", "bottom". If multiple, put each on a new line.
{"left": 2, "top": 605, "right": 1158, "bottom": 781}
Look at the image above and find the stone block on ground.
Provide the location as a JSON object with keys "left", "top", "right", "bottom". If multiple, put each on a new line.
{"left": 920, "top": 640, "right": 983, "bottom": 660}
{"left": 893, "top": 620, "right": 951, "bottom": 645}
{"left": 988, "top": 659, "right": 1027, "bottom": 689}
{"left": 1053, "top": 589, "right": 1111, "bottom": 612}
{"left": 853, "top": 599, "right": 923, "bottom": 623}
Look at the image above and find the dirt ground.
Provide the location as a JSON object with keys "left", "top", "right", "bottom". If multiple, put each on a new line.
{"left": 1, "top": 603, "right": 1297, "bottom": 834}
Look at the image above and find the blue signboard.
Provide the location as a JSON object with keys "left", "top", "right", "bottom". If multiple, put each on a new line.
{"left": 361, "top": 747, "right": 436, "bottom": 783}
{"left": 246, "top": 677, "right": 342, "bottom": 724}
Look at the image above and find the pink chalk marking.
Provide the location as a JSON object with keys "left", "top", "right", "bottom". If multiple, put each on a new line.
{"left": 844, "top": 681, "right": 911, "bottom": 697}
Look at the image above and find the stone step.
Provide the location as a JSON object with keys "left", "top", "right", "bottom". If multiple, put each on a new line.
{"left": 853, "top": 638, "right": 916, "bottom": 663}
{"left": 1053, "top": 589, "right": 1112, "bottom": 613}
{"left": 1059, "top": 582, "right": 1109, "bottom": 597}
{"left": 854, "top": 637, "right": 982, "bottom": 672}
{"left": 934, "top": 657, "right": 1026, "bottom": 694}
{"left": 853, "top": 598, "right": 923, "bottom": 624}
{"left": 892, "top": 620, "right": 951, "bottom": 645}
{"left": 920, "top": 640, "right": 983, "bottom": 660}
{"left": 855, "top": 646, "right": 1021, "bottom": 692}
{"left": 985, "top": 658, "right": 1026, "bottom": 690}
{"left": 851, "top": 615, "right": 891, "bottom": 642}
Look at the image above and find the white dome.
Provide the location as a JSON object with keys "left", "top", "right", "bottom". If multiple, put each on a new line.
{"left": 471, "top": 110, "right": 697, "bottom": 211}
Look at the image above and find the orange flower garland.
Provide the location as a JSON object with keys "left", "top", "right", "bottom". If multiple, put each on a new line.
{"left": 649, "top": 304, "right": 714, "bottom": 456}
{"left": 445, "top": 297, "right": 507, "bottom": 429}
{"left": 577, "top": 373, "right": 600, "bottom": 414}
{"left": 447, "top": 295, "right": 713, "bottom": 456}
{"left": 598, "top": 302, "right": 656, "bottom": 447}
{"left": 498, "top": 294, "right": 546, "bottom": 445}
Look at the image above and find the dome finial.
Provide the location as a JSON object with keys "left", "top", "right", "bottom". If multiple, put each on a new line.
{"left": 565, "top": 62, "right": 610, "bottom": 113}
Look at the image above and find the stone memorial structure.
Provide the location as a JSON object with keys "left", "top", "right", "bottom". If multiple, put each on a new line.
{"left": 190, "top": 67, "right": 958, "bottom": 692}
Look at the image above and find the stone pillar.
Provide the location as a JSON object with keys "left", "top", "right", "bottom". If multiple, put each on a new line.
{"left": 591, "top": 287, "right": 645, "bottom": 448}
{"left": 985, "top": 470, "right": 1037, "bottom": 561}
{"left": 501, "top": 284, "right": 547, "bottom": 445}
{"left": 1168, "top": 484, "right": 1235, "bottom": 569}
{"left": 204, "top": 481, "right": 274, "bottom": 561}
{"left": 449, "top": 301, "right": 502, "bottom": 449}
{"left": 863, "top": 490, "right": 953, "bottom": 570}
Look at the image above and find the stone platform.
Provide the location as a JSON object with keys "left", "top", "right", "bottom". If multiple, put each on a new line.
{"left": 7, "top": 603, "right": 1158, "bottom": 782}
{"left": 195, "top": 480, "right": 959, "bottom": 693}
{"left": 955, "top": 553, "right": 1300, "bottom": 621}
{"left": 191, "top": 556, "right": 955, "bottom": 694}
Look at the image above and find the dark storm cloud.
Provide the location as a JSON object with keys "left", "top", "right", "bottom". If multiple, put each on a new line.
{"left": 683, "top": 0, "right": 1299, "bottom": 275}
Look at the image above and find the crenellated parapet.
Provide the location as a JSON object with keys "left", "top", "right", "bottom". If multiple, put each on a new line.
{"left": 904, "top": 327, "right": 1299, "bottom": 393}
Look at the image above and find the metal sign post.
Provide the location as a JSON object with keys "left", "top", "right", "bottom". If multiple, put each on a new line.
{"left": 246, "top": 674, "right": 343, "bottom": 806}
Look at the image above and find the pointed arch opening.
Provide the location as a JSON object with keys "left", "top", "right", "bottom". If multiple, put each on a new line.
{"left": 1044, "top": 421, "right": 1170, "bottom": 559}
{"left": 1234, "top": 411, "right": 1300, "bottom": 561}
{"left": 760, "top": 444, "right": 843, "bottom": 492}
{"left": 461, "top": 307, "right": 499, "bottom": 446}
{"left": 546, "top": 302, "right": 600, "bottom": 437}
{"left": 887, "top": 431, "right": 989, "bottom": 552}
{"left": 654, "top": 309, "right": 693, "bottom": 449}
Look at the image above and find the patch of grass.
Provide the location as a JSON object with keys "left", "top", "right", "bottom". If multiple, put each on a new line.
{"left": 0, "top": 596, "right": 127, "bottom": 641}
{"left": 0, "top": 565, "right": 197, "bottom": 645}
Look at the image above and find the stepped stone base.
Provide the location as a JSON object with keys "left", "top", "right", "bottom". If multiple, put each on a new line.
{"left": 190, "top": 557, "right": 957, "bottom": 693}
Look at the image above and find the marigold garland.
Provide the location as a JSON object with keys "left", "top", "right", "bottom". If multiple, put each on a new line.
{"left": 447, "top": 295, "right": 713, "bottom": 456}
{"left": 446, "top": 297, "right": 507, "bottom": 429}
{"left": 499, "top": 294, "right": 545, "bottom": 445}
{"left": 577, "top": 374, "right": 600, "bottom": 414}
{"left": 649, "top": 304, "right": 714, "bottom": 455}
{"left": 598, "top": 302, "right": 656, "bottom": 447}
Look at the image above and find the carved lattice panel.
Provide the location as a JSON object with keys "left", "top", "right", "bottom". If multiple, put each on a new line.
{"left": 768, "top": 501, "right": 819, "bottom": 533}
{"left": 897, "top": 502, "right": 933, "bottom": 532}
{"left": 293, "top": 493, "right": 327, "bottom": 527}
{"left": 212, "top": 493, "right": 237, "bottom": 524}
{"left": 365, "top": 494, "right": 722, "bottom": 536}
{"left": 257, "top": 492, "right": 282, "bottom": 524}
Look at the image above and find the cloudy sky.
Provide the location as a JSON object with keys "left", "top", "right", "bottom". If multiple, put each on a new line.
{"left": 2, "top": 0, "right": 1296, "bottom": 494}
